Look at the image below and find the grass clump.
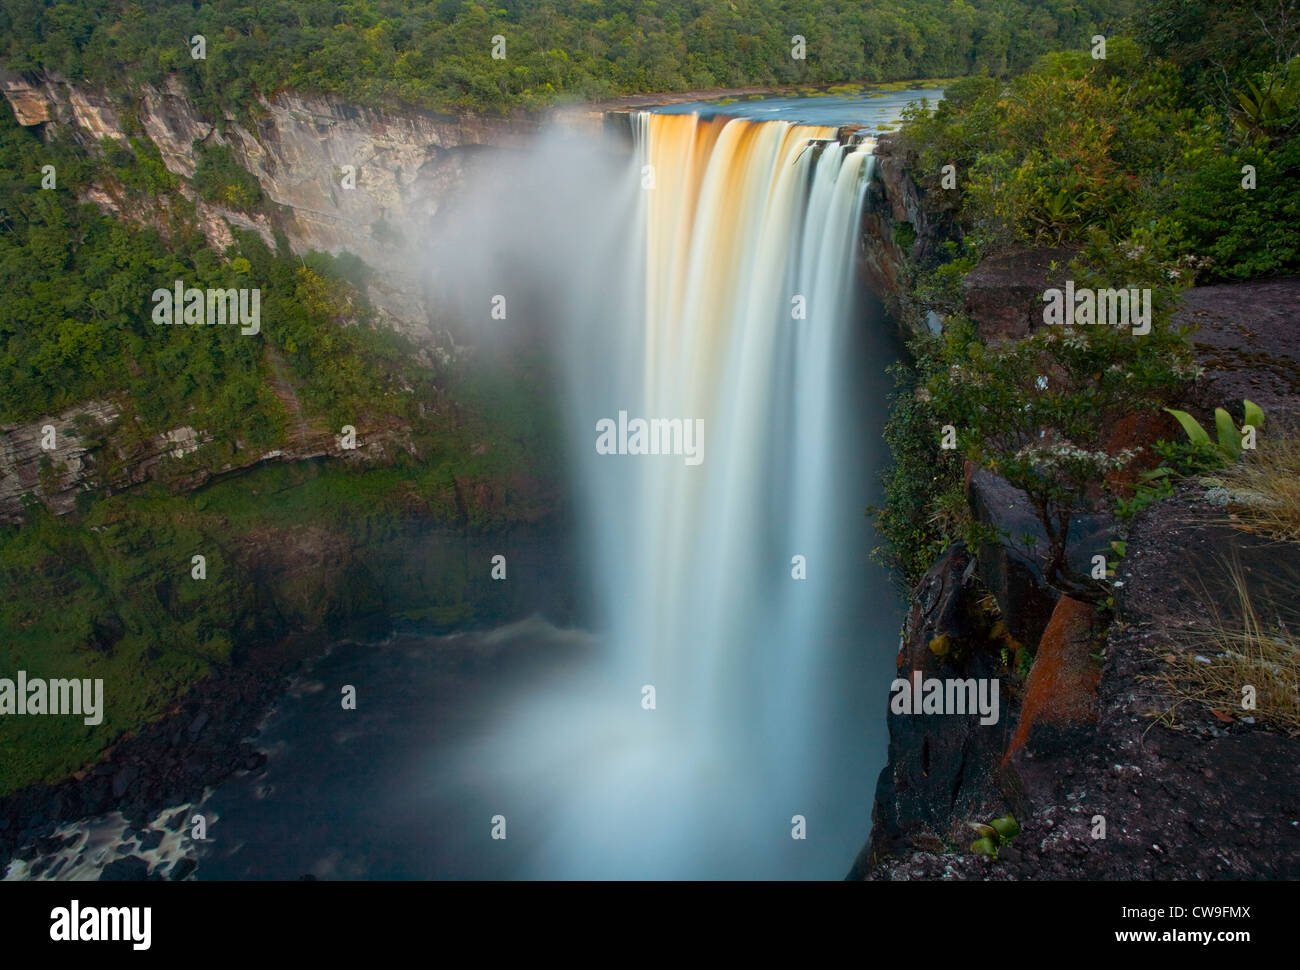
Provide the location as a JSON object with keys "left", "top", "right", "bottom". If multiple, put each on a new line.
{"left": 1216, "top": 436, "right": 1300, "bottom": 542}
{"left": 1151, "top": 555, "right": 1300, "bottom": 731}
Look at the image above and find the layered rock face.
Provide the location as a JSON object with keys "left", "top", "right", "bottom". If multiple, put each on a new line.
{"left": 2, "top": 72, "right": 558, "bottom": 333}
{"left": 0, "top": 397, "right": 420, "bottom": 525}
{"left": 850, "top": 543, "right": 1018, "bottom": 873}
{"left": 0, "top": 401, "right": 119, "bottom": 523}
{"left": 859, "top": 134, "right": 935, "bottom": 332}
{"left": 0, "top": 73, "right": 584, "bottom": 522}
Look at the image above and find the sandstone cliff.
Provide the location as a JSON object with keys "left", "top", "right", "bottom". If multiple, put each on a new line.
{"left": 1, "top": 72, "right": 588, "bottom": 523}
{"left": 2, "top": 71, "right": 578, "bottom": 333}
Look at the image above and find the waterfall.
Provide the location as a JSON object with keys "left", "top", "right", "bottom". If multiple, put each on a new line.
{"left": 424, "top": 110, "right": 892, "bottom": 878}
{"left": 574, "top": 109, "right": 876, "bottom": 760}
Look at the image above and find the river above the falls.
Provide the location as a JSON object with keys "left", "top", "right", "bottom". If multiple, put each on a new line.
{"left": 650, "top": 84, "right": 944, "bottom": 128}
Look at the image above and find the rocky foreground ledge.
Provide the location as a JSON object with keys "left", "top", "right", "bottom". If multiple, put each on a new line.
{"left": 852, "top": 277, "right": 1300, "bottom": 880}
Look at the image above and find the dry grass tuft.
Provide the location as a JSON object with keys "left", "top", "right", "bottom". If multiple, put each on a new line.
{"left": 1216, "top": 436, "right": 1300, "bottom": 542}
{"left": 1149, "top": 555, "right": 1300, "bottom": 731}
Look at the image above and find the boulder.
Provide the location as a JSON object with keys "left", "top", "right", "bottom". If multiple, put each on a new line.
{"left": 961, "top": 247, "right": 1079, "bottom": 341}
{"left": 851, "top": 543, "right": 1016, "bottom": 872}
{"left": 1002, "top": 595, "right": 1102, "bottom": 761}
{"left": 966, "top": 467, "right": 1114, "bottom": 650}
{"left": 98, "top": 855, "right": 150, "bottom": 881}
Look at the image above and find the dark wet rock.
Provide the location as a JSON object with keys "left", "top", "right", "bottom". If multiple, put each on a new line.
{"left": 82, "top": 775, "right": 111, "bottom": 816}
{"left": 111, "top": 766, "right": 138, "bottom": 799}
{"left": 13, "top": 840, "right": 39, "bottom": 862}
{"left": 28, "top": 855, "right": 53, "bottom": 877}
{"left": 140, "top": 829, "right": 165, "bottom": 851}
{"left": 169, "top": 857, "right": 198, "bottom": 881}
{"left": 966, "top": 467, "right": 1114, "bottom": 649}
{"left": 850, "top": 543, "right": 1018, "bottom": 876}
{"left": 99, "top": 855, "right": 150, "bottom": 881}
{"left": 188, "top": 710, "right": 209, "bottom": 738}
{"left": 35, "top": 832, "right": 75, "bottom": 855}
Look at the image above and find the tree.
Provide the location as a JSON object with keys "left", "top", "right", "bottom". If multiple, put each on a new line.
{"left": 925, "top": 240, "right": 1198, "bottom": 603}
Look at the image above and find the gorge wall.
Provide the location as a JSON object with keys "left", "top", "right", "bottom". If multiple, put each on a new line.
{"left": 852, "top": 132, "right": 1300, "bottom": 880}
{"left": 2, "top": 71, "right": 612, "bottom": 333}
{"left": 0, "top": 72, "right": 593, "bottom": 524}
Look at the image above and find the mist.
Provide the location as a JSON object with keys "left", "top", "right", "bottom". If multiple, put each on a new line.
{"left": 413, "top": 112, "right": 901, "bottom": 878}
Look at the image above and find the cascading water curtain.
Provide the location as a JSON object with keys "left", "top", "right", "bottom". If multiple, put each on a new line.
{"left": 430, "top": 110, "right": 885, "bottom": 877}
{"left": 549, "top": 112, "right": 881, "bottom": 864}
{"left": 603, "top": 112, "right": 876, "bottom": 742}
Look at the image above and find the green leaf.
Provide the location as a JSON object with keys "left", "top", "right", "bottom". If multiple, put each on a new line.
{"left": 1138, "top": 466, "right": 1172, "bottom": 481}
{"left": 1243, "top": 399, "right": 1264, "bottom": 431}
{"left": 970, "top": 836, "right": 999, "bottom": 858}
{"left": 1214, "top": 408, "right": 1242, "bottom": 458}
{"left": 988, "top": 815, "right": 1021, "bottom": 840}
{"left": 1164, "top": 408, "right": 1210, "bottom": 447}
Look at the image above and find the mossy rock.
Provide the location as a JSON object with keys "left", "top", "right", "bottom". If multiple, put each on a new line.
{"left": 928, "top": 632, "right": 953, "bottom": 657}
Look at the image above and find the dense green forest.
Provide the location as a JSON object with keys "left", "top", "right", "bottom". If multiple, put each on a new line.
{"left": 0, "top": 0, "right": 1135, "bottom": 114}
{"left": 0, "top": 105, "right": 428, "bottom": 438}
{"left": 873, "top": 0, "right": 1300, "bottom": 587}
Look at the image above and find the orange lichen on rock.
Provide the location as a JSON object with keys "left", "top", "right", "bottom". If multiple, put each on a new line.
{"left": 1101, "top": 411, "right": 1178, "bottom": 498}
{"left": 1002, "top": 595, "right": 1101, "bottom": 763}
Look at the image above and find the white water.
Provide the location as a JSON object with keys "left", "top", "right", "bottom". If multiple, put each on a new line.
{"left": 424, "top": 110, "right": 889, "bottom": 878}
{"left": 576, "top": 111, "right": 875, "bottom": 778}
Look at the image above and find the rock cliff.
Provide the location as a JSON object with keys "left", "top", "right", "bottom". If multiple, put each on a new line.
{"left": 2, "top": 71, "right": 571, "bottom": 332}
{"left": 0, "top": 72, "right": 584, "bottom": 524}
{"left": 854, "top": 126, "right": 1300, "bottom": 879}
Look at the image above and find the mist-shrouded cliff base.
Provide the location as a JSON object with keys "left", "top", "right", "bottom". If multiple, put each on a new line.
{"left": 186, "top": 106, "right": 908, "bottom": 880}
